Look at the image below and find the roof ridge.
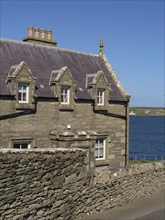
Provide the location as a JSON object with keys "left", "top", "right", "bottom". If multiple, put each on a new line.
{"left": 0, "top": 38, "right": 99, "bottom": 57}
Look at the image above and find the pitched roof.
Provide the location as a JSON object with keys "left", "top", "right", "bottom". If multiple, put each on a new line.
{"left": 0, "top": 38, "right": 127, "bottom": 102}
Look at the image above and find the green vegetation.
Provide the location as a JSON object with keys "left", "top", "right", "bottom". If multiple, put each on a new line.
{"left": 129, "top": 160, "right": 158, "bottom": 165}
{"left": 130, "top": 107, "right": 165, "bottom": 116}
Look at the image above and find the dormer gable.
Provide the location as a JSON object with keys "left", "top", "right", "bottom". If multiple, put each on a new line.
{"left": 50, "top": 66, "right": 76, "bottom": 85}
{"left": 50, "top": 66, "right": 76, "bottom": 110}
{"left": 90, "top": 71, "right": 109, "bottom": 88}
{"left": 6, "top": 61, "right": 37, "bottom": 110}
{"left": 6, "top": 61, "right": 37, "bottom": 83}
{"left": 87, "top": 71, "right": 110, "bottom": 111}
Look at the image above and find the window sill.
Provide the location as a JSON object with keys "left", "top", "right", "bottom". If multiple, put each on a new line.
{"left": 95, "top": 159, "right": 109, "bottom": 166}
{"left": 15, "top": 102, "right": 35, "bottom": 110}
{"left": 59, "top": 104, "right": 74, "bottom": 111}
{"left": 94, "top": 105, "right": 108, "bottom": 112}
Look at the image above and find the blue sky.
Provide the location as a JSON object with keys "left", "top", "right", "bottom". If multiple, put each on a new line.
{"left": 0, "top": 0, "right": 164, "bottom": 107}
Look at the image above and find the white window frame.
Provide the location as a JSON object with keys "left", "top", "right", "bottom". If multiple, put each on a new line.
{"left": 61, "top": 86, "right": 70, "bottom": 104}
{"left": 97, "top": 88, "right": 105, "bottom": 106}
{"left": 13, "top": 141, "right": 31, "bottom": 149}
{"left": 95, "top": 138, "right": 106, "bottom": 160}
{"left": 18, "top": 83, "right": 29, "bottom": 103}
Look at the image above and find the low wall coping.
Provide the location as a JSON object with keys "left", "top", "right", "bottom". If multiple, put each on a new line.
{"left": 0, "top": 147, "right": 86, "bottom": 153}
{"left": 94, "top": 161, "right": 165, "bottom": 184}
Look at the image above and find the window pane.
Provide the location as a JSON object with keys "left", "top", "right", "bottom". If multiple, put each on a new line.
{"left": 13, "top": 143, "right": 21, "bottom": 149}
{"left": 63, "top": 94, "right": 68, "bottom": 102}
{"left": 99, "top": 139, "right": 103, "bottom": 145}
{"left": 21, "top": 143, "right": 28, "bottom": 149}
{"left": 22, "top": 85, "right": 27, "bottom": 91}
{"left": 23, "top": 93, "right": 26, "bottom": 101}
{"left": 99, "top": 148, "right": 103, "bottom": 158}
{"left": 18, "top": 84, "right": 22, "bottom": 91}
{"left": 64, "top": 88, "right": 67, "bottom": 94}
{"left": 18, "top": 92, "right": 22, "bottom": 101}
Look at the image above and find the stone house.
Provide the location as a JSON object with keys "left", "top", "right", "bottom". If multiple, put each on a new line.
{"left": 0, "top": 27, "right": 130, "bottom": 169}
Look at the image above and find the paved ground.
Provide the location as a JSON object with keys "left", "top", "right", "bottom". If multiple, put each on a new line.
{"left": 80, "top": 190, "right": 165, "bottom": 220}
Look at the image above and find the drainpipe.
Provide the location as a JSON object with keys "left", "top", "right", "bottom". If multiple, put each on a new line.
{"left": 125, "top": 99, "right": 130, "bottom": 166}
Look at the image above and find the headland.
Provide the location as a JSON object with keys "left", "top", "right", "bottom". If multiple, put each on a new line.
{"left": 129, "top": 107, "right": 165, "bottom": 116}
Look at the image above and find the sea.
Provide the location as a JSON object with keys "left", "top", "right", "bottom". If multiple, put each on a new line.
{"left": 129, "top": 116, "right": 165, "bottom": 160}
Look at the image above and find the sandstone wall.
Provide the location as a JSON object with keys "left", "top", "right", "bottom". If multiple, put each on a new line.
{"left": 0, "top": 100, "right": 127, "bottom": 167}
{"left": 0, "top": 149, "right": 164, "bottom": 220}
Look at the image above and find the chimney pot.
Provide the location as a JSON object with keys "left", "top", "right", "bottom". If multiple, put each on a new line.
{"left": 41, "top": 29, "right": 46, "bottom": 39}
{"left": 28, "top": 26, "right": 33, "bottom": 37}
{"left": 47, "top": 30, "right": 52, "bottom": 40}
{"left": 34, "top": 27, "right": 40, "bottom": 38}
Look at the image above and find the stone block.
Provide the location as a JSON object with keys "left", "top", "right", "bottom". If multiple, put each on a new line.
{"left": 65, "top": 173, "right": 77, "bottom": 184}
{"left": 108, "top": 154, "right": 115, "bottom": 159}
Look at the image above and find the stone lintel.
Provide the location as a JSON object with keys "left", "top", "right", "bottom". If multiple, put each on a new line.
{"left": 50, "top": 130, "right": 97, "bottom": 142}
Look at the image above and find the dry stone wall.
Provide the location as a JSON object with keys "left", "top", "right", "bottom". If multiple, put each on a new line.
{"left": 0, "top": 149, "right": 164, "bottom": 220}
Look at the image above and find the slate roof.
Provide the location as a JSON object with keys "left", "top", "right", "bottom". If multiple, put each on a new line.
{"left": 0, "top": 38, "right": 126, "bottom": 102}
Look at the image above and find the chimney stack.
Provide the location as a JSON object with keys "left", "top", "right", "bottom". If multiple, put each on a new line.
{"left": 23, "top": 26, "right": 57, "bottom": 47}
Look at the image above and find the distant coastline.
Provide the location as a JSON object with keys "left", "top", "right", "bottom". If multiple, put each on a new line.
{"left": 129, "top": 107, "right": 165, "bottom": 116}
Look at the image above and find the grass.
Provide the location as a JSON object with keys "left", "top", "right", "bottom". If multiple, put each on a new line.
{"left": 129, "top": 160, "right": 158, "bottom": 165}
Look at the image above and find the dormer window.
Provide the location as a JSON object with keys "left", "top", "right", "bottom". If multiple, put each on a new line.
{"left": 86, "top": 71, "right": 110, "bottom": 111}
{"left": 61, "top": 86, "right": 70, "bottom": 104}
{"left": 18, "top": 83, "right": 29, "bottom": 103}
{"left": 97, "top": 88, "right": 105, "bottom": 106}
{"left": 50, "top": 67, "right": 76, "bottom": 110}
{"left": 6, "top": 61, "right": 37, "bottom": 109}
